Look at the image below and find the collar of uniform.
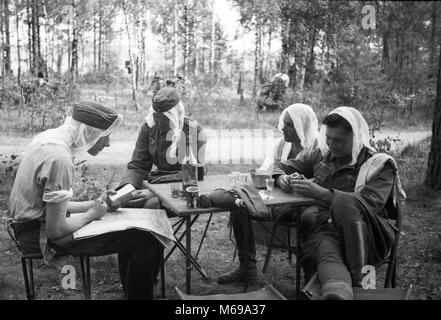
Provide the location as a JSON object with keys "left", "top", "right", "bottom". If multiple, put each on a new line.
{"left": 325, "top": 147, "right": 372, "bottom": 168}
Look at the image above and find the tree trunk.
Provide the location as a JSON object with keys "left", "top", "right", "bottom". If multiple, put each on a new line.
{"left": 190, "top": 13, "right": 196, "bottom": 76}
{"left": 194, "top": 16, "right": 199, "bottom": 77}
{"left": 210, "top": 0, "right": 215, "bottom": 76}
{"left": 26, "top": 1, "right": 31, "bottom": 73}
{"left": 140, "top": 6, "right": 147, "bottom": 86}
{"left": 173, "top": 0, "right": 178, "bottom": 76}
{"left": 258, "top": 24, "right": 264, "bottom": 84}
{"left": 183, "top": 1, "right": 189, "bottom": 78}
{"left": 280, "top": 17, "right": 290, "bottom": 74}
{"left": 253, "top": 17, "right": 260, "bottom": 97}
{"left": 425, "top": 33, "right": 441, "bottom": 190}
{"left": 98, "top": 4, "right": 102, "bottom": 71}
{"left": 266, "top": 30, "right": 272, "bottom": 80}
{"left": 122, "top": 0, "right": 138, "bottom": 108}
{"left": 297, "top": 30, "right": 306, "bottom": 96}
{"left": 50, "top": 11, "right": 55, "bottom": 73}
{"left": 93, "top": 13, "right": 97, "bottom": 71}
{"left": 3, "top": 0, "right": 11, "bottom": 76}
{"left": 305, "top": 26, "right": 317, "bottom": 87}
{"left": 70, "top": 0, "right": 78, "bottom": 81}
{"left": 43, "top": 0, "right": 51, "bottom": 76}
{"left": 288, "top": 20, "right": 297, "bottom": 90}
{"left": 0, "top": 0, "right": 4, "bottom": 80}
{"left": 430, "top": 1, "right": 438, "bottom": 76}
{"left": 15, "top": 1, "right": 21, "bottom": 85}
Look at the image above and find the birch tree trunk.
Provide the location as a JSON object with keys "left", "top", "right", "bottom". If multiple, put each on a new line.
{"left": 3, "top": 0, "right": 11, "bottom": 76}
{"left": 122, "top": 0, "right": 139, "bottom": 109}
{"left": 173, "top": 0, "right": 178, "bottom": 76}
{"left": 0, "top": 0, "right": 4, "bottom": 80}
{"left": 252, "top": 16, "right": 261, "bottom": 97}
{"left": 210, "top": 0, "right": 215, "bottom": 76}
{"left": 183, "top": 1, "right": 189, "bottom": 78}
{"left": 16, "top": 1, "right": 21, "bottom": 85}
{"left": 70, "top": 0, "right": 78, "bottom": 81}
{"left": 93, "top": 12, "right": 97, "bottom": 71}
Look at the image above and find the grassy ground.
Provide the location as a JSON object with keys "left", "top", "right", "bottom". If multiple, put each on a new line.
{"left": 0, "top": 84, "right": 438, "bottom": 300}
{"left": 0, "top": 137, "right": 440, "bottom": 300}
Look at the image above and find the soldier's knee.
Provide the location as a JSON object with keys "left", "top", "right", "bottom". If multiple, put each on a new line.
{"left": 331, "top": 192, "right": 361, "bottom": 225}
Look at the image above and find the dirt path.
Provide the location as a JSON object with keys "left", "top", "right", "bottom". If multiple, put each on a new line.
{"left": 0, "top": 128, "right": 431, "bottom": 166}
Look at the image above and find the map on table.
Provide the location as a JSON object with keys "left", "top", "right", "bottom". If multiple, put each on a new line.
{"left": 73, "top": 208, "right": 175, "bottom": 248}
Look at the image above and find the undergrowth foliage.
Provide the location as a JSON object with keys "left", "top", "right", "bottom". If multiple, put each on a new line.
{"left": 0, "top": 153, "right": 21, "bottom": 210}
{"left": 1, "top": 79, "right": 79, "bottom": 132}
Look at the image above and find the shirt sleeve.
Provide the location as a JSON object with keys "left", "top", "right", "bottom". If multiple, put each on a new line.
{"left": 120, "top": 123, "right": 154, "bottom": 189}
{"left": 37, "top": 156, "right": 74, "bottom": 204}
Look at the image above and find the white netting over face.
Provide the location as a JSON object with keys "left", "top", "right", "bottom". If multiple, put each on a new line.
{"left": 278, "top": 103, "right": 319, "bottom": 152}
{"left": 28, "top": 114, "right": 123, "bottom": 156}
{"left": 318, "top": 106, "right": 375, "bottom": 165}
{"left": 145, "top": 100, "right": 185, "bottom": 158}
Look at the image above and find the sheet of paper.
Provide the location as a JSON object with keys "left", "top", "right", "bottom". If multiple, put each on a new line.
{"left": 73, "top": 208, "right": 175, "bottom": 249}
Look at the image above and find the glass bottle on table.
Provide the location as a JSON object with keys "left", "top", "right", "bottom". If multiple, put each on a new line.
{"left": 182, "top": 134, "right": 198, "bottom": 192}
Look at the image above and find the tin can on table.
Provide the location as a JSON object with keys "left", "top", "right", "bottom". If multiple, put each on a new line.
{"left": 185, "top": 186, "right": 200, "bottom": 208}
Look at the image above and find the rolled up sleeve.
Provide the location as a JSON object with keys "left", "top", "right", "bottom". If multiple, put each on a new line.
{"left": 38, "top": 157, "right": 74, "bottom": 204}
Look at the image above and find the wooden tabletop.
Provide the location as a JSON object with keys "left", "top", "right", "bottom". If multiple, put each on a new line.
{"left": 145, "top": 174, "right": 315, "bottom": 217}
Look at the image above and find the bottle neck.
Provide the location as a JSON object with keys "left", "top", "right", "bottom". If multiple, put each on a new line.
{"left": 185, "top": 137, "right": 197, "bottom": 165}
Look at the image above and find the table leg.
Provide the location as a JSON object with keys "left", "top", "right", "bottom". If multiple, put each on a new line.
{"left": 186, "top": 215, "right": 191, "bottom": 294}
{"left": 165, "top": 216, "right": 199, "bottom": 262}
{"left": 296, "top": 208, "right": 302, "bottom": 299}
{"left": 244, "top": 212, "right": 249, "bottom": 292}
{"left": 195, "top": 213, "right": 213, "bottom": 261}
{"left": 166, "top": 215, "right": 209, "bottom": 280}
{"left": 173, "top": 238, "right": 209, "bottom": 279}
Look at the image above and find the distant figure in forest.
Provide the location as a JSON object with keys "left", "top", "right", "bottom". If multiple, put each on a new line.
{"left": 166, "top": 73, "right": 193, "bottom": 100}
{"left": 148, "top": 72, "right": 165, "bottom": 95}
{"left": 257, "top": 73, "right": 290, "bottom": 112}
{"left": 37, "top": 55, "right": 49, "bottom": 81}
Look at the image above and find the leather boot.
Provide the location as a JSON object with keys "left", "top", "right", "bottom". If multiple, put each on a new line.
{"left": 320, "top": 279, "right": 353, "bottom": 300}
{"left": 217, "top": 261, "right": 258, "bottom": 284}
{"left": 217, "top": 208, "right": 258, "bottom": 284}
{"left": 341, "top": 221, "right": 369, "bottom": 287}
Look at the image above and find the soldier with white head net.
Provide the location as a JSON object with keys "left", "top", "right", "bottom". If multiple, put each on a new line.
{"left": 260, "top": 103, "right": 319, "bottom": 172}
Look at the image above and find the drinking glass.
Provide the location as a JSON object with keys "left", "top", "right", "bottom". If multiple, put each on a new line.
{"left": 231, "top": 171, "right": 240, "bottom": 186}
{"left": 228, "top": 174, "right": 235, "bottom": 187}
{"left": 170, "top": 183, "right": 180, "bottom": 198}
{"left": 265, "top": 178, "right": 275, "bottom": 197}
{"left": 238, "top": 173, "right": 248, "bottom": 187}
